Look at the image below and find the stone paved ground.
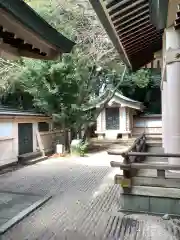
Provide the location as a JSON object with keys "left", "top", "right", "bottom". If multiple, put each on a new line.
{"left": 0, "top": 192, "right": 41, "bottom": 227}
{"left": 0, "top": 152, "right": 179, "bottom": 240}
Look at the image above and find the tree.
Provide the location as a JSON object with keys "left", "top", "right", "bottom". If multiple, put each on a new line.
{"left": 10, "top": 52, "right": 118, "bottom": 149}
{"left": 0, "top": 0, "right": 161, "bottom": 149}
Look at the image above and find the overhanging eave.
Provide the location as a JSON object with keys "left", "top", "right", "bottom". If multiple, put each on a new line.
{"left": 0, "top": 0, "right": 75, "bottom": 60}
{"left": 89, "top": 0, "right": 132, "bottom": 69}
{"left": 89, "top": 0, "right": 169, "bottom": 71}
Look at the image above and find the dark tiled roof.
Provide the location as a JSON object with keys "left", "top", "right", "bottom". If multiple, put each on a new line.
{"left": 0, "top": 106, "right": 48, "bottom": 117}
{"left": 97, "top": 88, "right": 144, "bottom": 110}
{"left": 89, "top": 0, "right": 169, "bottom": 71}
{"left": 0, "top": 0, "right": 75, "bottom": 57}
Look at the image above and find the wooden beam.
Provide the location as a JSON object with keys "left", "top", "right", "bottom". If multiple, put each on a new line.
{"left": 107, "top": 0, "right": 136, "bottom": 12}
{"left": 109, "top": 0, "right": 147, "bottom": 19}
{"left": 0, "top": 41, "right": 20, "bottom": 58}
{"left": 36, "top": 130, "right": 45, "bottom": 156}
{"left": 117, "top": 20, "right": 150, "bottom": 36}
{"left": 19, "top": 49, "right": 58, "bottom": 60}
{"left": 112, "top": 3, "right": 149, "bottom": 25}
{"left": 89, "top": 0, "right": 132, "bottom": 69}
{"left": 127, "top": 39, "right": 162, "bottom": 56}
{"left": 115, "top": 174, "right": 180, "bottom": 189}
{"left": 125, "top": 35, "right": 162, "bottom": 53}
{"left": 116, "top": 15, "right": 149, "bottom": 34}
{"left": 114, "top": 9, "right": 149, "bottom": 30}
{"left": 123, "top": 31, "right": 162, "bottom": 48}
{"left": 120, "top": 25, "right": 154, "bottom": 41}
{"left": 110, "top": 161, "right": 180, "bottom": 171}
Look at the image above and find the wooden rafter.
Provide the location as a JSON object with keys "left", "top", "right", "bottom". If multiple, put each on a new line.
{"left": 89, "top": 0, "right": 168, "bottom": 71}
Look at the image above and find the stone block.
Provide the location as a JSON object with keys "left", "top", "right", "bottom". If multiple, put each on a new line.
{"left": 119, "top": 194, "right": 149, "bottom": 212}
{"left": 149, "top": 197, "right": 174, "bottom": 215}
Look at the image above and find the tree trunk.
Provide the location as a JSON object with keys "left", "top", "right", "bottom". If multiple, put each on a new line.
{"left": 82, "top": 125, "right": 91, "bottom": 143}
{"left": 71, "top": 128, "right": 77, "bottom": 141}
{"left": 78, "top": 127, "right": 82, "bottom": 139}
{"left": 64, "top": 129, "right": 70, "bottom": 152}
{"left": 62, "top": 118, "right": 70, "bottom": 152}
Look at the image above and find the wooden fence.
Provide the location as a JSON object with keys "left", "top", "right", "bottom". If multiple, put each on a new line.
{"left": 108, "top": 133, "right": 180, "bottom": 189}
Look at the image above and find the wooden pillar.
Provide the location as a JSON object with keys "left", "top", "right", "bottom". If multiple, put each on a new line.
{"left": 161, "top": 83, "right": 165, "bottom": 149}
{"left": 33, "top": 122, "right": 38, "bottom": 152}
{"left": 161, "top": 32, "right": 167, "bottom": 152}
{"left": 166, "top": 27, "right": 180, "bottom": 165}
{"left": 162, "top": 81, "right": 168, "bottom": 152}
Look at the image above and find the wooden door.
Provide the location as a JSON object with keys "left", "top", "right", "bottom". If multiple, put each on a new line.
{"left": 18, "top": 123, "right": 33, "bottom": 155}
{"left": 105, "top": 107, "right": 120, "bottom": 130}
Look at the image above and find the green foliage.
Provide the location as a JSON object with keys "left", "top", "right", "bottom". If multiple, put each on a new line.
{"left": 71, "top": 141, "right": 88, "bottom": 157}
{"left": 131, "top": 69, "right": 151, "bottom": 88}
{"left": 117, "top": 68, "right": 161, "bottom": 113}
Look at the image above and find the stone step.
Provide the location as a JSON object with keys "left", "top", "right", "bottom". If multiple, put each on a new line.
{"left": 21, "top": 156, "right": 48, "bottom": 166}
{"left": 146, "top": 142, "right": 162, "bottom": 147}
{"left": 18, "top": 151, "right": 42, "bottom": 162}
{"left": 147, "top": 146, "right": 164, "bottom": 153}
{"left": 90, "top": 138, "right": 136, "bottom": 143}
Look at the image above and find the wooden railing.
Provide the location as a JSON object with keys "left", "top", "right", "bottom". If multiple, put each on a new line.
{"left": 110, "top": 159, "right": 180, "bottom": 179}
{"left": 108, "top": 133, "right": 146, "bottom": 157}
{"left": 108, "top": 133, "right": 146, "bottom": 180}
{"left": 108, "top": 135, "right": 180, "bottom": 189}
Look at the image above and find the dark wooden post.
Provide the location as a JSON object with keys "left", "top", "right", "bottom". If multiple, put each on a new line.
{"left": 121, "top": 153, "right": 131, "bottom": 189}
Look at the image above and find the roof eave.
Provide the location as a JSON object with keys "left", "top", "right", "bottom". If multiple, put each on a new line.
{"left": 0, "top": 0, "right": 75, "bottom": 60}
{"left": 96, "top": 94, "right": 144, "bottom": 110}
{"left": 0, "top": 0, "right": 75, "bottom": 53}
{"left": 89, "top": 0, "right": 132, "bottom": 70}
{"left": 89, "top": 0, "right": 170, "bottom": 71}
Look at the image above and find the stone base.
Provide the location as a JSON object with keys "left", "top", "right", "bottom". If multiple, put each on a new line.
{"left": 119, "top": 193, "right": 180, "bottom": 216}
{"left": 97, "top": 134, "right": 105, "bottom": 140}
{"left": 122, "top": 133, "right": 129, "bottom": 140}
{"left": 105, "top": 132, "right": 118, "bottom": 140}
{"left": 118, "top": 185, "right": 180, "bottom": 216}
{"left": 96, "top": 131, "right": 131, "bottom": 140}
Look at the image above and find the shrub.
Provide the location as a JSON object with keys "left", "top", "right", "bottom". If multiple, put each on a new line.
{"left": 71, "top": 141, "right": 88, "bottom": 157}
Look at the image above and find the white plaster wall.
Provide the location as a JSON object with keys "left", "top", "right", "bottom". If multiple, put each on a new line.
{"left": 33, "top": 122, "right": 38, "bottom": 152}
{"left": 0, "top": 118, "right": 53, "bottom": 167}
{"left": 133, "top": 116, "right": 162, "bottom": 135}
{"left": 119, "top": 107, "right": 121, "bottom": 130}
{"left": 134, "top": 119, "right": 162, "bottom": 128}
{"left": 0, "top": 121, "right": 17, "bottom": 166}
{"left": 96, "top": 113, "right": 101, "bottom": 132}
{"left": 13, "top": 122, "right": 18, "bottom": 157}
{"left": 102, "top": 108, "right": 106, "bottom": 131}
{"left": 40, "top": 131, "right": 64, "bottom": 152}
{"left": 120, "top": 107, "right": 126, "bottom": 132}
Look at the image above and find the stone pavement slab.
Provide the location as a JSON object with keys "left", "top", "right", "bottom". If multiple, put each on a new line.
{"left": 0, "top": 191, "right": 51, "bottom": 235}
{"left": 0, "top": 192, "right": 40, "bottom": 223}
{"left": 0, "top": 155, "right": 179, "bottom": 239}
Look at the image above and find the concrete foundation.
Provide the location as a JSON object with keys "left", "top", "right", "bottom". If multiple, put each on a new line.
{"left": 119, "top": 192, "right": 180, "bottom": 216}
